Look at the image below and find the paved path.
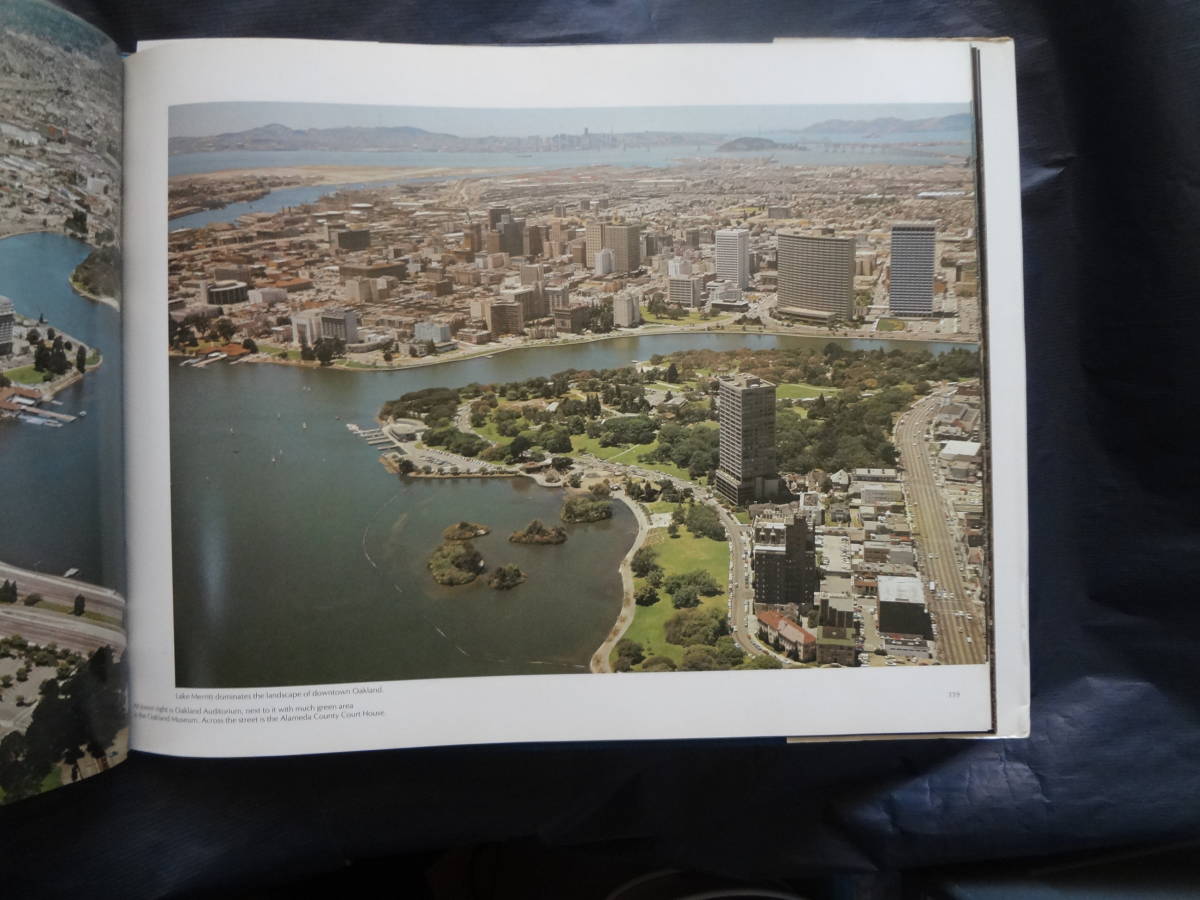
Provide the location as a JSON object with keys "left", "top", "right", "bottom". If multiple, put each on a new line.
{"left": 589, "top": 492, "right": 650, "bottom": 673}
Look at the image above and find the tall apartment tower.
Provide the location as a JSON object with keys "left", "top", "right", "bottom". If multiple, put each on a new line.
{"left": 715, "top": 228, "right": 751, "bottom": 289}
{"left": 776, "top": 233, "right": 855, "bottom": 321}
{"left": 0, "top": 295, "right": 14, "bottom": 356}
{"left": 585, "top": 222, "right": 605, "bottom": 267}
{"left": 461, "top": 222, "right": 483, "bottom": 253}
{"left": 751, "top": 507, "right": 815, "bottom": 609}
{"left": 714, "top": 374, "right": 778, "bottom": 506}
{"left": 603, "top": 223, "right": 642, "bottom": 274}
{"left": 612, "top": 293, "right": 641, "bottom": 327}
{"left": 487, "top": 207, "right": 512, "bottom": 229}
{"left": 888, "top": 221, "right": 937, "bottom": 316}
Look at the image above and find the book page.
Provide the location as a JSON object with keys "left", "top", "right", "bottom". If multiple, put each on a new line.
{"left": 0, "top": 0, "right": 127, "bottom": 801}
{"left": 124, "top": 38, "right": 1026, "bottom": 757}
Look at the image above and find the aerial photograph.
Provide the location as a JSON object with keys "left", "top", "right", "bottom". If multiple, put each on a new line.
{"left": 0, "top": 0, "right": 127, "bottom": 801}
{"left": 166, "top": 97, "right": 990, "bottom": 688}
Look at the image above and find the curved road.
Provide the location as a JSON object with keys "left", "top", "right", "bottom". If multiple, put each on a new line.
{"left": 895, "top": 389, "right": 987, "bottom": 665}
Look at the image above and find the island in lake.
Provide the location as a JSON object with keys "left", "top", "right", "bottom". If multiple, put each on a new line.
{"left": 509, "top": 520, "right": 567, "bottom": 545}
{"left": 443, "top": 521, "right": 490, "bottom": 541}
{"left": 486, "top": 564, "right": 527, "bottom": 591}
{"left": 428, "top": 540, "right": 484, "bottom": 586}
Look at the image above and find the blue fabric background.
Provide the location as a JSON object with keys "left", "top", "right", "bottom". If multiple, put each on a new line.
{"left": 7, "top": 1, "right": 1199, "bottom": 895}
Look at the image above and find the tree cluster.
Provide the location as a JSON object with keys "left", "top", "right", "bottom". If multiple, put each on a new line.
{"left": 424, "top": 426, "right": 489, "bottom": 458}
{"left": 427, "top": 540, "right": 484, "bottom": 586}
{"left": 0, "top": 647, "right": 126, "bottom": 804}
{"left": 509, "top": 519, "right": 567, "bottom": 545}
{"left": 561, "top": 496, "right": 612, "bottom": 524}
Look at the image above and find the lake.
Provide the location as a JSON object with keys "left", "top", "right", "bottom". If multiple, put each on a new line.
{"left": 0, "top": 232, "right": 124, "bottom": 591}
{"left": 170, "top": 331, "right": 969, "bottom": 687}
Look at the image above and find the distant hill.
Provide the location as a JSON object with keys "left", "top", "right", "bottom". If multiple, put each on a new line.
{"left": 717, "top": 136, "right": 779, "bottom": 151}
{"left": 168, "top": 123, "right": 448, "bottom": 154}
{"left": 169, "top": 124, "right": 731, "bottom": 155}
{"left": 799, "top": 113, "right": 971, "bottom": 135}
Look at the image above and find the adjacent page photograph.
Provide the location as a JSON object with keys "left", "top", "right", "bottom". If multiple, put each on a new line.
{"left": 124, "top": 38, "right": 1027, "bottom": 755}
{"left": 0, "top": 0, "right": 128, "bottom": 802}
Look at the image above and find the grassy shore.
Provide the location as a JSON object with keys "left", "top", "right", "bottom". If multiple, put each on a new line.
{"left": 613, "top": 502, "right": 729, "bottom": 667}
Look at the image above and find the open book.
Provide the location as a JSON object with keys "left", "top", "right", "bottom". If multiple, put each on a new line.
{"left": 0, "top": 0, "right": 1027, "bottom": 803}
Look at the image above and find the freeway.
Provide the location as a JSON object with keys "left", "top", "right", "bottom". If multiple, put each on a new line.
{"left": 0, "top": 561, "right": 125, "bottom": 655}
{"left": 894, "top": 389, "right": 987, "bottom": 665}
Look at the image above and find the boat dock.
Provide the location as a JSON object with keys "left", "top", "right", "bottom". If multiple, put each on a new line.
{"left": 347, "top": 423, "right": 398, "bottom": 450}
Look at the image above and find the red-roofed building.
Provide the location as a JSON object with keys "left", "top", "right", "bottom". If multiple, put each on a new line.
{"left": 755, "top": 610, "right": 817, "bottom": 662}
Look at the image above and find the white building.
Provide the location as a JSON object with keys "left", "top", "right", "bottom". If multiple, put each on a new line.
{"left": 594, "top": 247, "right": 615, "bottom": 276}
{"left": 715, "top": 228, "right": 750, "bottom": 289}
{"left": 613, "top": 293, "right": 641, "bottom": 327}
{"left": 414, "top": 320, "right": 452, "bottom": 343}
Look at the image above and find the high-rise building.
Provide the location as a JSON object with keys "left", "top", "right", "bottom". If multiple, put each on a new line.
{"left": 319, "top": 308, "right": 359, "bottom": 343}
{"left": 462, "top": 222, "right": 483, "bottom": 253}
{"left": 776, "top": 233, "right": 855, "bottom": 321}
{"left": 585, "top": 222, "right": 605, "bottom": 267}
{"left": 668, "top": 275, "right": 705, "bottom": 308}
{"left": 889, "top": 221, "right": 937, "bottom": 316}
{"left": 413, "top": 320, "right": 452, "bottom": 344}
{"left": 714, "top": 374, "right": 778, "bottom": 506}
{"left": 520, "top": 263, "right": 548, "bottom": 286}
{"left": 0, "top": 295, "right": 14, "bottom": 356}
{"left": 545, "top": 284, "right": 572, "bottom": 310}
{"left": 486, "top": 300, "right": 523, "bottom": 335}
{"left": 498, "top": 217, "right": 526, "bottom": 257}
{"left": 751, "top": 507, "right": 815, "bottom": 609}
{"left": 502, "top": 286, "right": 542, "bottom": 321}
{"left": 593, "top": 248, "right": 615, "bottom": 276}
{"left": 523, "top": 225, "right": 546, "bottom": 258}
{"left": 715, "top": 228, "right": 751, "bottom": 289}
{"left": 604, "top": 224, "right": 642, "bottom": 275}
{"left": 553, "top": 304, "right": 591, "bottom": 334}
{"left": 487, "top": 207, "right": 511, "bottom": 229}
{"left": 613, "top": 293, "right": 641, "bottom": 327}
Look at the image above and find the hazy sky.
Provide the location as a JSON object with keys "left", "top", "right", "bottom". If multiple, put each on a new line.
{"left": 169, "top": 102, "right": 971, "bottom": 139}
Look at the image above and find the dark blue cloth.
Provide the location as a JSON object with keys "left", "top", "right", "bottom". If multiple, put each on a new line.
{"left": 11, "top": 1, "right": 1199, "bottom": 895}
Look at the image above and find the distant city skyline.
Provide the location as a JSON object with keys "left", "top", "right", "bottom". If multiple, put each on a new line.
{"left": 169, "top": 102, "right": 972, "bottom": 140}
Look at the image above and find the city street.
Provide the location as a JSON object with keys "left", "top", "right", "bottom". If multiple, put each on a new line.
{"left": 895, "top": 391, "right": 986, "bottom": 664}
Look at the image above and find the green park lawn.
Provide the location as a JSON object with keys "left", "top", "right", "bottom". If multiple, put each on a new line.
{"left": 2, "top": 365, "right": 48, "bottom": 385}
{"left": 876, "top": 318, "right": 907, "bottom": 332}
{"left": 630, "top": 456, "right": 692, "bottom": 481}
{"left": 570, "top": 433, "right": 652, "bottom": 461}
{"left": 775, "top": 382, "right": 838, "bottom": 400}
{"left": 473, "top": 419, "right": 512, "bottom": 444}
{"left": 257, "top": 343, "right": 302, "bottom": 361}
{"left": 614, "top": 509, "right": 730, "bottom": 667}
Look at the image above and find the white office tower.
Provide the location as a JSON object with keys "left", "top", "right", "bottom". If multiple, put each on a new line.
{"left": 594, "top": 247, "right": 615, "bottom": 276}
{"left": 889, "top": 222, "right": 937, "bottom": 316}
{"left": 613, "top": 292, "right": 641, "bottom": 327}
{"left": 715, "top": 228, "right": 751, "bottom": 289}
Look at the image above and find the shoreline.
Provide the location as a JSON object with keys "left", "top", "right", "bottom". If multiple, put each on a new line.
{"left": 590, "top": 490, "right": 651, "bottom": 674}
{"left": 67, "top": 272, "right": 120, "bottom": 312}
{"left": 194, "top": 322, "right": 977, "bottom": 378}
{"left": 0, "top": 230, "right": 119, "bottom": 311}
